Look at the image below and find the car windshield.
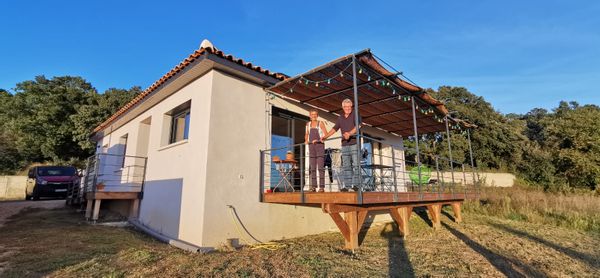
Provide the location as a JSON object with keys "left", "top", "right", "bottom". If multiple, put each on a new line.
{"left": 37, "top": 167, "right": 76, "bottom": 177}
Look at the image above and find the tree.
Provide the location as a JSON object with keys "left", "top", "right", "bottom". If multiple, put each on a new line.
{"left": 7, "top": 76, "right": 97, "bottom": 163}
{"left": 427, "top": 86, "right": 527, "bottom": 172}
{"left": 71, "top": 87, "right": 141, "bottom": 153}
{"left": 543, "top": 102, "right": 600, "bottom": 189}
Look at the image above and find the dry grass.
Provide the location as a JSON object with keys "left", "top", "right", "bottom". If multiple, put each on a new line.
{"left": 1, "top": 204, "right": 599, "bottom": 277}
{"left": 464, "top": 186, "right": 600, "bottom": 233}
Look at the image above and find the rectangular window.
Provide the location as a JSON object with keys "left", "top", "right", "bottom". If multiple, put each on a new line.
{"left": 166, "top": 100, "right": 191, "bottom": 144}
{"left": 119, "top": 134, "right": 128, "bottom": 168}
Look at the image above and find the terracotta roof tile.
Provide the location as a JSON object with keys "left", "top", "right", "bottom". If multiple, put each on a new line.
{"left": 93, "top": 46, "right": 286, "bottom": 133}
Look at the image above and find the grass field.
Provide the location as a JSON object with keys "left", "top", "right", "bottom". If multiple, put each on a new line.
{"left": 1, "top": 187, "right": 599, "bottom": 277}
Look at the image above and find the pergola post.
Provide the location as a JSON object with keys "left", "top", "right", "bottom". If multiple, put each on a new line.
{"left": 391, "top": 145, "right": 398, "bottom": 202}
{"left": 467, "top": 128, "right": 477, "bottom": 184}
{"left": 444, "top": 116, "right": 455, "bottom": 197}
{"left": 351, "top": 55, "right": 363, "bottom": 204}
{"left": 410, "top": 96, "right": 422, "bottom": 199}
{"left": 300, "top": 144, "right": 305, "bottom": 203}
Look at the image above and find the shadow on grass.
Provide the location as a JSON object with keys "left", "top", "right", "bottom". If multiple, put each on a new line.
{"left": 380, "top": 223, "right": 415, "bottom": 278}
{"left": 442, "top": 222, "right": 545, "bottom": 278}
{"left": 488, "top": 222, "right": 600, "bottom": 269}
{"left": 441, "top": 209, "right": 456, "bottom": 222}
{"left": 413, "top": 207, "right": 433, "bottom": 228}
{"left": 358, "top": 212, "right": 375, "bottom": 246}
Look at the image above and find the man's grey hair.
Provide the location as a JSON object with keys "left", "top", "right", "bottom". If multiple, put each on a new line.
{"left": 342, "top": 99, "right": 353, "bottom": 106}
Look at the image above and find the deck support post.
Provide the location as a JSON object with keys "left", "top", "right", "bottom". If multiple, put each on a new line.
{"left": 328, "top": 209, "right": 367, "bottom": 251}
{"left": 129, "top": 199, "right": 140, "bottom": 220}
{"left": 451, "top": 202, "right": 462, "bottom": 223}
{"left": 92, "top": 199, "right": 101, "bottom": 222}
{"left": 426, "top": 204, "right": 441, "bottom": 229}
{"left": 345, "top": 211, "right": 359, "bottom": 250}
{"left": 322, "top": 201, "right": 464, "bottom": 249}
{"left": 85, "top": 199, "right": 93, "bottom": 219}
{"left": 389, "top": 206, "right": 412, "bottom": 238}
{"left": 351, "top": 55, "right": 363, "bottom": 204}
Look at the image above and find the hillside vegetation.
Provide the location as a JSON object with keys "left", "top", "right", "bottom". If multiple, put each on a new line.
{"left": 1, "top": 77, "right": 599, "bottom": 191}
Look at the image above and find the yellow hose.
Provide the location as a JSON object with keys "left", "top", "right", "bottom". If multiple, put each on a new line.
{"left": 227, "top": 205, "right": 287, "bottom": 250}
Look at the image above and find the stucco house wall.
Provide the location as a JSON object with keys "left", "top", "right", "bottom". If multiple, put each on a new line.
{"left": 95, "top": 71, "right": 213, "bottom": 240}
{"left": 93, "top": 64, "right": 408, "bottom": 248}
{"left": 199, "top": 70, "right": 402, "bottom": 247}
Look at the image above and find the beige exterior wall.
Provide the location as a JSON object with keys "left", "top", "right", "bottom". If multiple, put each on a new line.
{"left": 95, "top": 71, "right": 214, "bottom": 240}
{"left": 199, "top": 70, "right": 400, "bottom": 248}
{"left": 96, "top": 68, "right": 407, "bottom": 248}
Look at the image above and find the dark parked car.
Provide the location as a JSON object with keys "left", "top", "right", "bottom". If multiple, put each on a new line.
{"left": 26, "top": 166, "right": 80, "bottom": 200}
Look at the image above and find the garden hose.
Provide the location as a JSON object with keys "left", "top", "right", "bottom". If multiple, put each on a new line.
{"left": 226, "top": 205, "right": 286, "bottom": 250}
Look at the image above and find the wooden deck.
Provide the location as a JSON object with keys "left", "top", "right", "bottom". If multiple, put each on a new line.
{"left": 263, "top": 191, "right": 477, "bottom": 205}
{"left": 263, "top": 191, "right": 477, "bottom": 250}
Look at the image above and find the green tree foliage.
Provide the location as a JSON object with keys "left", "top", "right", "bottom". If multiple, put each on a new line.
{"left": 7, "top": 76, "right": 97, "bottom": 162}
{"left": 0, "top": 89, "right": 23, "bottom": 174}
{"left": 419, "top": 87, "right": 598, "bottom": 190}
{"left": 71, "top": 87, "right": 141, "bottom": 153}
{"left": 427, "top": 86, "right": 527, "bottom": 172}
{"left": 542, "top": 102, "right": 600, "bottom": 189}
{"left": 0, "top": 76, "right": 137, "bottom": 174}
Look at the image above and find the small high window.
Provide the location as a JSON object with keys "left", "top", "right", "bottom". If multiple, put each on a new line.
{"left": 166, "top": 100, "right": 191, "bottom": 144}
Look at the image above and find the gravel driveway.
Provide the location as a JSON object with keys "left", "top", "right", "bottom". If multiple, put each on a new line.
{"left": 0, "top": 199, "right": 65, "bottom": 227}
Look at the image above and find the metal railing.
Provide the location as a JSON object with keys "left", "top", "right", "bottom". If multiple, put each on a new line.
{"left": 259, "top": 135, "right": 481, "bottom": 204}
{"left": 82, "top": 153, "right": 148, "bottom": 195}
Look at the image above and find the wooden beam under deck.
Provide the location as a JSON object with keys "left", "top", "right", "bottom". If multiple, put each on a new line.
{"left": 85, "top": 191, "right": 142, "bottom": 222}
{"left": 263, "top": 191, "right": 471, "bottom": 250}
{"left": 85, "top": 191, "right": 141, "bottom": 200}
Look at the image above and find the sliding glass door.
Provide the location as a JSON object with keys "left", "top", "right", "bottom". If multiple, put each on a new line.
{"left": 270, "top": 107, "right": 308, "bottom": 190}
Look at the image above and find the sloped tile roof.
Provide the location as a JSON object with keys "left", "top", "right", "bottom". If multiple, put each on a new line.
{"left": 93, "top": 46, "right": 285, "bottom": 133}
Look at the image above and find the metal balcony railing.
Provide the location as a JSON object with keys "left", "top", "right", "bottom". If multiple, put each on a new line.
{"left": 82, "top": 153, "right": 148, "bottom": 195}
{"left": 259, "top": 135, "right": 481, "bottom": 204}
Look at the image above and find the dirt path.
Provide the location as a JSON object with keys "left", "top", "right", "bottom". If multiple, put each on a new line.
{"left": 0, "top": 199, "right": 66, "bottom": 276}
{"left": 0, "top": 200, "right": 65, "bottom": 227}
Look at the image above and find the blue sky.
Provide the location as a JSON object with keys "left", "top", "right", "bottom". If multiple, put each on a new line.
{"left": 1, "top": 0, "right": 598, "bottom": 114}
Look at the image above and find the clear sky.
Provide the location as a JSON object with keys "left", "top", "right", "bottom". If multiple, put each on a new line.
{"left": 1, "top": 0, "right": 598, "bottom": 114}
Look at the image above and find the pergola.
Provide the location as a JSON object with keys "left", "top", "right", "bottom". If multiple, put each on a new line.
{"left": 266, "top": 49, "right": 477, "bottom": 201}
{"left": 263, "top": 49, "right": 479, "bottom": 250}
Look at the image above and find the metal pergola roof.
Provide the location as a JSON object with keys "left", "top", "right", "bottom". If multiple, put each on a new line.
{"left": 266, "top": 49, "right": 474, "bottom": 137}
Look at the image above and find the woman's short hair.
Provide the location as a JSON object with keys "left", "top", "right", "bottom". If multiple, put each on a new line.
{"left": 309, "top": 109, "right": 319, "bottom": 114}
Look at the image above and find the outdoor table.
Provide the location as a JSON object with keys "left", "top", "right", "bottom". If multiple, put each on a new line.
{"left": 273, "top": 159, "right": 298, "bottom": 192}
{"left": 361, "top": 164, "right": 394, "bottom": 192}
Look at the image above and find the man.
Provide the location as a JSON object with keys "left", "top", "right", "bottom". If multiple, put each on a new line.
{"left": 322, "top": 99, "right": 361, "bottom": 192}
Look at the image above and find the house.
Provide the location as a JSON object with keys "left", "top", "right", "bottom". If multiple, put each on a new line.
{"left": 85, "top": 40, "right": 477, "bottom": 250}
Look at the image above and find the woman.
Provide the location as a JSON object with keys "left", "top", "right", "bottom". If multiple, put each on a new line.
{"left": 305, "top": 110, "right": 328, "bottom": 192}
